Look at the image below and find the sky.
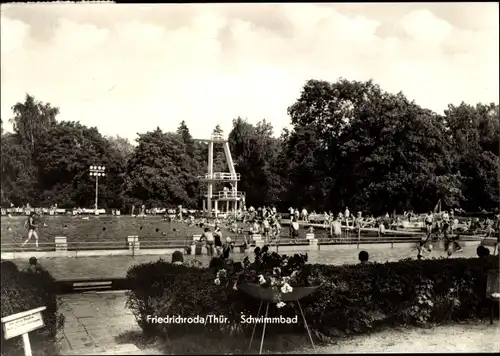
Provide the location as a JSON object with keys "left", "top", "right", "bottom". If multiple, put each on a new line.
{"left": 1, "top": 3, "right": 498, "bottom": 143}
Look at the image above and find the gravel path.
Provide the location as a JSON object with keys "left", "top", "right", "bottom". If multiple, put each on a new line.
{"left": 305, "top": 321, "right": 500, "bottom": 353}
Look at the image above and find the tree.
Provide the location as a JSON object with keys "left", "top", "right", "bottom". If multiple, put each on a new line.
{"left": 281, "top": 126, "right": 326, "bottom": 210}
{"left": 35, "top": 121, "right": 125, "bottom": 208}
{"left": 124, "top": 128, "right": 200, "bottom": 208}
{"left": 9, "top": 94, "right": 58, "bottom": 155}
{"left": 1, "top": 133, "right": 37, "bottom": 205}
{"left": 285, "top": 79, "right": 463, "bottom": 214}
{"left": 177, "top": 120, "right": 195, "bottom": 157}
{"left": 106, "top": 135, "right": 135, "bottom": 164}
{"left": 445, "top": 103, "right": 500, "bottom": 212}
{"left": 1, "top": 86, "right": 497, "bottom": 214}
{"left": 228, "top": 117, "right": 283, "bottom": 207}
{"left": 337, "top": 92, "right": 462, "bottom": 214}
{"left": 2, "top": 95, "right": 59, "bottom": 205}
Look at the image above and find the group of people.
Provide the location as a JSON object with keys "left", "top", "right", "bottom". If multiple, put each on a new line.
{"left": 418, "top": 210, "right": 464, "bottom": 258}
{"left": 198, "top": 223, "right": 236, "bottom": 259}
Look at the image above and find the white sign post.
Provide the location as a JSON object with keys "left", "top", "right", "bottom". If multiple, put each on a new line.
{"left": 1, "top": 306, "right": 46, "bottom": 356}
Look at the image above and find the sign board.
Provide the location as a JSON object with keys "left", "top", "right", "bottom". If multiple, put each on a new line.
{"left": 1, "top": 306, "right": 46, "bottom": 356}
{"left": 1, "top": 306, "right": 46, "bottom": 340}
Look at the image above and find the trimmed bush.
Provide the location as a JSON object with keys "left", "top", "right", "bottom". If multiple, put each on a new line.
{"left": 1, "top": 262, "right": 64, "bottom": 356}
{"left": 126, "top": 256, "right": 498, "bottom": 341}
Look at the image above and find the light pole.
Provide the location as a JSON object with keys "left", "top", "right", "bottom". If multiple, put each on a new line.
{"left": 89, "top": 165, "right": 106, "bottom": 213}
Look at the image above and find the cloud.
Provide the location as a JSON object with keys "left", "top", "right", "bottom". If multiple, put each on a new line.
{"left": 1, "top": 3, "right": 498, "bottom": 143}
{"left": 400, "top": 9, "right": 453, "bottom": 45}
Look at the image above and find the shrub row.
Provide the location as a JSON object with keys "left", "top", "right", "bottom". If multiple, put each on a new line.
{"left": 126, "top": 256, "right": 498, "bottom": 341}
{"left": 1, "top": 261, "right": 64, "bottom": 356}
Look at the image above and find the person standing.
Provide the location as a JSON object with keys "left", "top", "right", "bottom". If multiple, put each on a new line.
{"left": 301, "top": 208, "right": 308, "bottom": 222}
{"left": 424, "top": 211, "right": 433, "bottom": 240}
{"left": 262, "top": 217, "right": 271, "bottom": 244}
{"left": 451, "top": 214, "right": 459, "bottom": 235}
{"left": 290, "top": 217, "right": 300, "bottom": 243}
{"left": 21, "top": 212, "right": 39, "bottom": 249}
{"left": 332, "top": 216, "right": 342, "bottom": 241}
{"left": 294, "top": 208, "right": 300, "bottom": 221}
{"left": 213, "top": 223, "right": 223, "bottom": 256}
{"left": 442, "top": 210, "right": 450, "bottom": 224}
{"left": 378, "top": 219, "right": 386, "bottom": 237}
{"left": 344, "top": 207, "right": 350, "bottom": 228}
{"left": 271, "top": 217, "right": 281, "bottom": 241}
{"left": 201, "top": 227, "right": 215, "bottom": 257}
{"left": 354, "top": 212, "right": 363, "bottom": 233}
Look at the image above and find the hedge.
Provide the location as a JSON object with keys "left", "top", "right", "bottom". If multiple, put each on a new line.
{"left": 126, "top": 256, "right": 499, "bottom": 341}
{"left": 1, "top": 261, "right": 64, "bottom": 356}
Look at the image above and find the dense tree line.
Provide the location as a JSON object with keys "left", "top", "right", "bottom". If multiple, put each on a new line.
{"left": 1, "top": 79, "right": 498, "bottom": 214}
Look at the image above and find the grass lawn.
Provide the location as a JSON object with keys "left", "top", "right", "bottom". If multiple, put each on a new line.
{"left": 1, "top": 215, "right": 408, "bottom": 247}
{"left": 1, "top": 216, "right": 312, "bottom": 247}
{"left": 1, "top": 216, "right": 219, "bottom": 245}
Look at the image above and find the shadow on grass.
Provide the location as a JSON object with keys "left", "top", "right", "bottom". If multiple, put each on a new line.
{"left": 115, "top": 329, "right": 318, "bottom": 354}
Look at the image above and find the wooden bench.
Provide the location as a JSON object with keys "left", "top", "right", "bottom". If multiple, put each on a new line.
{"left": 126, "top": 236, "right": 140, "bottom": 252}
{"left": 481, "top": 238, "right": 499, "bottom": 255}
{"left": 54, "top": 236, "right": 67, "bottom": 252}
{"left": 251, "top": 234, "right": 264, "bottom": 247}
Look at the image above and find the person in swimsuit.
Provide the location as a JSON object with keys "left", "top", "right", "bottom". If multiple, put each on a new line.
{"left": 272, "top": 217, "right": 281, "bottom": 241}
{"left": 262, "top": 218, "right": 271, "bottom": 243}
{"left": 290, "top": 217, "right": 300, "bottom": 243}
{"left": 354, "top": 212, "right": 363, "bottom": 236}
{"left": 344, "top": 207, "right": 351, "bottom": 228}
{"left": 332, "top": 216, "right": 342, "bottom": 241}
{"left": 424, "top": 211, "right": 433, "bottom": 240}
{"left": 378, "top": 219, "right": 386, "bottom": 237}
{"left": 21, "top": 212, "right": 39, "bottom": 249}
{"left": 301, "top": 208, "right": 308, "bottom": 222}
{"left": 214, "top": 227, "right": 223, "bottom": 256}
{"left": 202, "top": 227, "right": 215, "bottom": 256}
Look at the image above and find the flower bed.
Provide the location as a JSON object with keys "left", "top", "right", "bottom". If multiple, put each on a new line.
{"left": 126, "top": 249, "right": 499, "bottom": 341}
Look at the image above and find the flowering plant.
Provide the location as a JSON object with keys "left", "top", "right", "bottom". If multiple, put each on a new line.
{"left": 214, "top": 245, "right": 324, "bottom": 308}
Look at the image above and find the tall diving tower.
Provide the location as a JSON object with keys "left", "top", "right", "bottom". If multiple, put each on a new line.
{"left": 194, "top": 129, "right": 245, "bottom": 217}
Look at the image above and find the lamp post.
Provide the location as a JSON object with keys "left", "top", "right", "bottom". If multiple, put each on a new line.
{"left": 89, "top": 165, "right": 106, "bottom": 214}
